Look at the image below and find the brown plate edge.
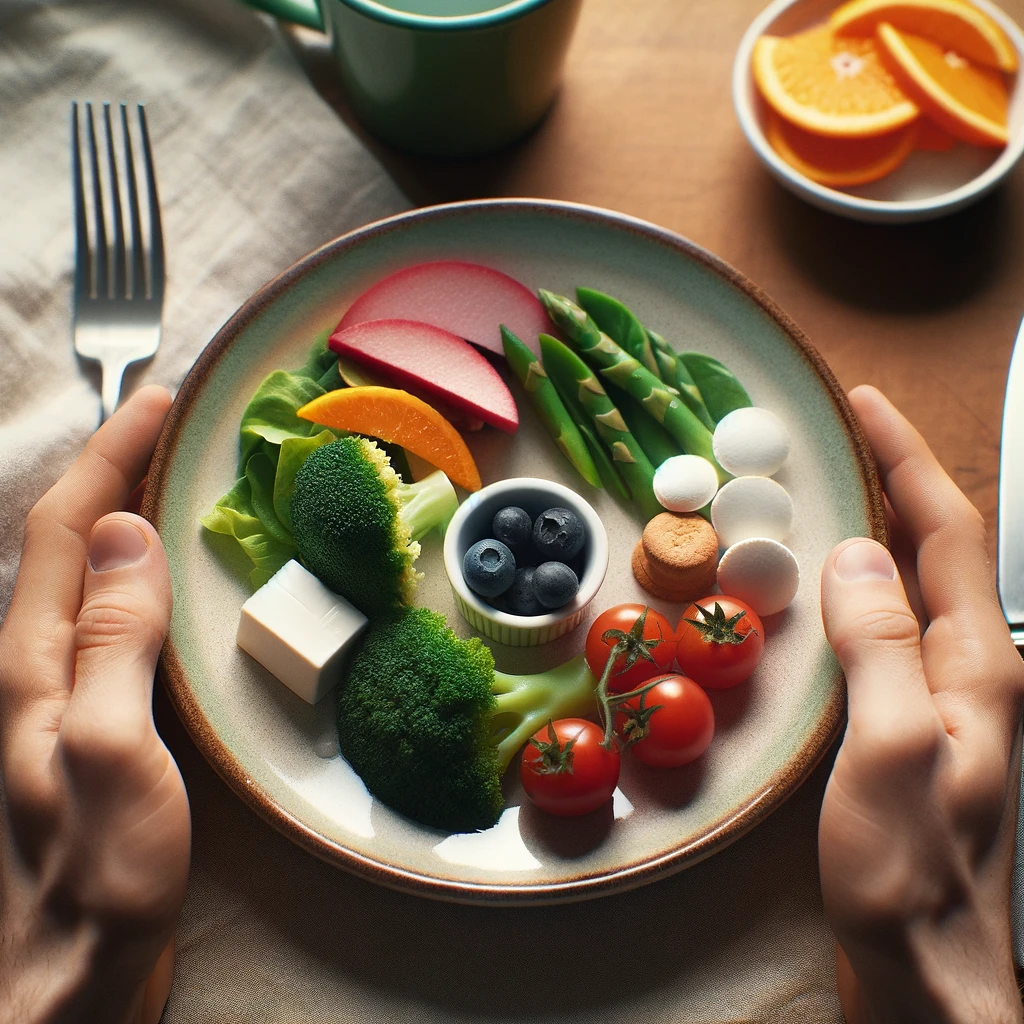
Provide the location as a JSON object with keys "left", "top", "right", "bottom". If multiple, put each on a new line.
{"left": 141, "top": 197, "right": 886, "bottom": 906}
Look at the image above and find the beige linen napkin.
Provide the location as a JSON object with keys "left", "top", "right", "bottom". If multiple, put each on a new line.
{"left": 0, "top": 3, "right": 843, "bottom": 1021}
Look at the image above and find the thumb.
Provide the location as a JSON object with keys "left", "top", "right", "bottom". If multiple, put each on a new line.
{"left": 820, "top": 538, "right": 932, "bottom": 742}
{"left": 66, "top": 513, "right": 172, "bottom": 748}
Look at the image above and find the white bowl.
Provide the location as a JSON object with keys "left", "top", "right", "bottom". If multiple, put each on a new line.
{"left": 442, "top": 477, "right": 609, "bottom": 647}
{"left": 732, "top": 0, "right": 1024, "bottom": 222}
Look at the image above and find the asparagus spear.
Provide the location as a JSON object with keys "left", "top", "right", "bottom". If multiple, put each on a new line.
{"left": 607, "top": 383, "right": 681, "bottom": 469}
{"left": 646, "top": 329, "right": 716, "bottom": 431}
{"left": 500, "top": 326, "right": 601, "bottom": 489}
{"left": 540, "top": 334, "right": 661, "bottom": 520}
{"left": 539, "top": 290, "right": 725, "bottom": 481}
{"left": 576, "top": 287, "right": 662, "bottom": 380}
{"left": 678, "top": 351, "right": 753, "bottom": 423}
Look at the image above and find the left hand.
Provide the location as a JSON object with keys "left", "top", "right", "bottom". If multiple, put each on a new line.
{"left": 0, "top": 386, "right": 189, "bottom": 1024}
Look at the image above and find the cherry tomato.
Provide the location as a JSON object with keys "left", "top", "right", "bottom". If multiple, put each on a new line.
{"left": 520, "top": 718, "right": 620, "bottom": 816}
{"left": 585, "top": 603, "right": 677, "bottom": 694}
{"left": 675, "top": 596, "right": 765, "bottom": 690}
{"left": 614, "top": 674, "right": 714, "bottom": 767}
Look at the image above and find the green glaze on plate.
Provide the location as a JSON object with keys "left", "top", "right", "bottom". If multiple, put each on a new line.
{"left": 143, "top": 199, "right": 885, "bottom": 905}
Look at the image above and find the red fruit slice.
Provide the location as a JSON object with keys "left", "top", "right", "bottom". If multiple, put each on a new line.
{"left": 329, "top": 318, "right": 519, "bottom": 434}
{"left": 337, "top": 261, "right": 549, "bottom": 358}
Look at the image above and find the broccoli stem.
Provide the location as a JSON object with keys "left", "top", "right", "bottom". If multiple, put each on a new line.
{"left": 395, "top": 470, "right": 458, "bottom": 542}
{"left": 490, "top": 654, "right": 598, "bottom": 772}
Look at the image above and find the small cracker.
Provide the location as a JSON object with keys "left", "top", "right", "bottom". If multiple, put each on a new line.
{"left": 631, "top": 540, "right": 705, "bottom": 603}
{"left": 638, "top": 513, "right": 719, "bottom": 598}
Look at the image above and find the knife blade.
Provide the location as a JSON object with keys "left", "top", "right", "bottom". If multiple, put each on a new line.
{"left": 998, "top": 315, "right": 1024, "bottom": 966}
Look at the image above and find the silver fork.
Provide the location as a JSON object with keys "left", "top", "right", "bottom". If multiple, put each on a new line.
{"left": 71, "top": 101, "right": 164, "bottom": 423}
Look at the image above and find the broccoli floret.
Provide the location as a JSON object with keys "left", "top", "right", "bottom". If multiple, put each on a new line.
{"left": 337, "top": 606, "right": 598, "bottom": 833}
{"left": 291, "top": 437, "right": 457, "bottom": 619}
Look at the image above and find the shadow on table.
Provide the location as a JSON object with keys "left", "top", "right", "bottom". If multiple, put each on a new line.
{"left": 761, "top": 179, "right": 1017, "bottom": 315}
{"left": 276, "top": 25, "right": 567, "bottom": 209}
{"left": 159, "top": 682, "right": 844, "bottom": 1024}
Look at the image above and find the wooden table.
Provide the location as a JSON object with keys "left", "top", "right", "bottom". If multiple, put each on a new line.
{"left": 291, "top": 0, "right": 1024, "bottom": 565}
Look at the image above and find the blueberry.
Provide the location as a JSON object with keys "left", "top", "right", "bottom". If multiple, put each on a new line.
{"left": 492, "top": 505, "right": 534, "bottom": 564}
{"left": 463, "top": 539, "right": 516, "bottom": 598}
{"left": 532, "top": 561, "right": 579, "bottom": 610}
{"left": 532, "top": 507, "right": 585, "bottom": 562}
{"left": 505, "top": 567, "right": 545, "bottom": 616}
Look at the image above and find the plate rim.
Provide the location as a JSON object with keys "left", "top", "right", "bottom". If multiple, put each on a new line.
{"left": 142, "top": 197, "right": 886, "bottom": 905}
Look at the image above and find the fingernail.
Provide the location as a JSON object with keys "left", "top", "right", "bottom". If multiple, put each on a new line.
{"left": 834, "top": 539, "right": 896, "bottom": 582}
{"left": 88, "top": 518, "right": 149, "bottom": 572}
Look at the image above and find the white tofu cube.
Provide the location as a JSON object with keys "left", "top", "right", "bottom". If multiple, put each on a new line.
{"left": 236, "top": 560, "right": 368, "bottom": 704}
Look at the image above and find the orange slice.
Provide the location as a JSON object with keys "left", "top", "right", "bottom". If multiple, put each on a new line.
{"left": 765, "top": 111, "right": 918, "bottom": 184}
{"left": 296, "top": 386, "right": 482, "bottom": 491}
{"left": 830, "top": 0, "right": 1017, "bottom": 72}
{"left": 876, "top": 21, "right": 1010, "bottom": 145}
{"left": 753, "top": 25, "right": 919, "bottom": 137}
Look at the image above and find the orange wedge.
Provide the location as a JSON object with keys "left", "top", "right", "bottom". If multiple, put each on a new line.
{"left": 296, "top": 386, "right": 482, "bottom": 491}
{"left": 830, "top": 0, "right": 1018, "bottom": 72}
{"left": 876, "top": 21, "right": 1010, "bottom": 145}
{"left": 753, "top": 25, "right": 919, "bottom": 137}
{"left": 765, "top": 111, "right": 918, "bottom": 184}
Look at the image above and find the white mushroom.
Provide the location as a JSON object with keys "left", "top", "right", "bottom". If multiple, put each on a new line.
{"left": 653, "top": 454, "right": 720, "bottom": 513}
{"left": 711, "top": 476, "right": 794, "bottom": 548}
{"left": 716, "top": 537, "right": 800, "bottom": 616}
{"left": 712, "top": 407, "right": 790, "bottom": 477}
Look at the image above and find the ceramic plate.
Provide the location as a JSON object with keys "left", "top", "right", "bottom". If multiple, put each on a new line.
{"left": 145, "top": 199, "right": 884, "bottom": 905}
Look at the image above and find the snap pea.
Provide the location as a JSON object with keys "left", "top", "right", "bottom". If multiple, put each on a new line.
{"left": 500, "top": 326, "right": 601, "bottom": 490}
{"left": 544, "top": 373, "right": 631, "bottom": 504}
{"left": 539, "top": 290, "right": 725, "bottom": 481}
{"left": 646, "top": 329, "right": 716, "bottom": 431}
{"left": 678, "top": 352, "right": 752, "bottom": 423}
{"left": 606, "top": 383, "right": 680, "bottom": 469}
{"left": 575, "top": 287, "right": 662, "bottom": 380}
{"left": 540, "top": 334, "right": 661, "bottom": 520}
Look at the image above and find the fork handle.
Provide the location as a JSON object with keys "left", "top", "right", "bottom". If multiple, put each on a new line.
{"left": 100, "top": 359, "right": 130, "bottom": 424}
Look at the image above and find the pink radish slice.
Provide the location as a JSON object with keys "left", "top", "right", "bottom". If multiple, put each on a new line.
{"left": 337, "top": 261, "right": 548, "bottom": 358}
{"left": 329, "top": 318, "right": 519, "bottom": 434}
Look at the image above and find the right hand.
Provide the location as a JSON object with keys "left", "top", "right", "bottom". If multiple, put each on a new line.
{"left": 819, "top": 385, "right": 1024, "bottom": 1023}
{"left": 0, "top": 386, "right": 188, "bottom": 1024}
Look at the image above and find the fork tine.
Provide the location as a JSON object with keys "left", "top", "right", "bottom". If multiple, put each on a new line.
{"left": 138, "top": 104, "right": 165, "bottom": 304}
{"left": 120, "top": 102, "right": 145, "bottom": 300}
{"left": 85, "top": 102, "right": 108, "bottom": 300}
{"left": 71, "top": 101, "right": 90, "bottom": 302}
{"left": 103, "top": 102, "right": 127, "bottom": 301}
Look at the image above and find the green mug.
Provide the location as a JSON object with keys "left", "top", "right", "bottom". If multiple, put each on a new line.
{"left": 237, "top": 0, "right": 584, "bottom": 157}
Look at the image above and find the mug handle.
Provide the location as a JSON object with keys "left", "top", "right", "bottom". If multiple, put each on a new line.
{"left": 235, "top": 0, "right": 325, "bottom": 32}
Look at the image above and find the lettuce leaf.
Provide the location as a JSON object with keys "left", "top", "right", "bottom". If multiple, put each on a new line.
{"left": 200, "top": 332, "right": 343, "bottom": 588}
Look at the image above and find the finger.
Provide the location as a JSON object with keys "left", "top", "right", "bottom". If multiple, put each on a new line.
{"left": 886, "top": 499, "right": 926, "bottom": 631}
{"left": 849, "top": 386, "right": 1024, "bottom": 729}
{"left": 848, "top": 384, "right": 1004, "bottom": 634}
{"left": 58, "top": 513, "right": 172, "bottom": 796}
{"left": 0, "top": 386, "right": 171, "bottom": 706}
{"left": 821, "top": 537, "right": 938, "bottom": 763}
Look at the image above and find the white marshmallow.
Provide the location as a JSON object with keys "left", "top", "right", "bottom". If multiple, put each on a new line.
{"left": 653, "top": 454, "right": 720, "bottom": 512}
{"left": 716, "top": 537, "right": 799, "bottom": 616}
{"left": 237, "top": 559, "right": 369, "bottom": 704}
{"left": 713, "top": 407, "right": 790, "bottom": 477}
{"left": 711, "top": 476, "right": 793, "bottom": 548}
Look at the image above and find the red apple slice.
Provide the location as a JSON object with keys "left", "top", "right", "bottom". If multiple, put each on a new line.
{"left": 329, "top": 318, "right": 519, "bottom": 434}
{"left": 337, "top": 261, "right": 548, "bottom": 358}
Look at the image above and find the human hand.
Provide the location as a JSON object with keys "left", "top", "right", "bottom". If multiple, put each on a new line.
{"left": 819, "top": 385, "right": 1024, "bottom": 1024}
{"left": 0, "top": 387, "right": 188, "bottom": 1024}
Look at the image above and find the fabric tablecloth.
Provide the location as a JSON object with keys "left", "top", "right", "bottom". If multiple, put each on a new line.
{"left": 0, "top": 2, "right": 844, "bottom": 1020}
